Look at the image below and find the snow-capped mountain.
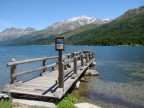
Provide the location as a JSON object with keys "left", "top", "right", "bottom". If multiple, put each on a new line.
{"left": 47, "top": 16, "right": 112, "bottom": 31}
{"left": 0, "top": 16, "right": 112, "bottom": 45}
{"left": 65, "top": 16, "right": 111, "bottom": 24}
{"left": 65, "top": 16, "right": 98, "bottom": 24}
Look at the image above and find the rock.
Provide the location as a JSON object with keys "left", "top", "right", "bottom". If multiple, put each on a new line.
{"left": 85, "top": 69, "right": 99, "bottom": 76}
{"left": 75, "top": 103, "right": 101, "bottom": 108}
{"left": 12, "top": 99, "right": 56, "bottom": 108}
{"left": 92, "top": 61, "right": 96, "bottom": 65}
{"left": 75, "top": 81, "right": 80, "bottom": 89}
{"left": 90, "top": 61, "right": 96, "bottom": 67}
{"left": 80, "top": 78, "right": 85, "bottom": 82}
{"left": 0, "top": 93, "right": 9, "bottom": 101}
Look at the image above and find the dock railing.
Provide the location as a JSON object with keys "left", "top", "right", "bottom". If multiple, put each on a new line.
{"left": 7, "top": 50, "right": 95, "bottom": 89}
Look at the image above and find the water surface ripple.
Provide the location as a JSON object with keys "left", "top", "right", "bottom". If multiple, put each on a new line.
{"left": 0, "top": 46, "right": 144, "bottom": 108}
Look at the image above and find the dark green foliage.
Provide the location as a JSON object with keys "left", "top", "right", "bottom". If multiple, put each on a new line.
{"left": 6, "top": 6, "right": 144, "bottom": 46}
{"left": 8, "top": 35, "right": 55, "bottom": 45}
{"left": 67, "top": 6, "right": 144, "bottom": 46}
{"left": 23, "top": 35, "right": 55, "bottom": 45}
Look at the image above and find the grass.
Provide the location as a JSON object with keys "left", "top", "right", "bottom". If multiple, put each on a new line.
{"left": 57, "top": 94, "right": 81, "bottom": 108}
{"left": 0, "top": 94, "right": 81, "bottom": 108}
{"left": 0, "top": 99, "right": 12, "bottom": 108}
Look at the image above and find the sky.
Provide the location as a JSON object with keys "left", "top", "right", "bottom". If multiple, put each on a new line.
{"left": 0, "top": 0, "right": 143, "bottom": 32}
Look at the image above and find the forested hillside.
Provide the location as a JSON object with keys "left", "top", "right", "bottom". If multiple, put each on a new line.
{"left": 6, "top": 6, "right": 144, "bottom": 46}
{"left": 66, "top": 6, "right": 144, "bottom": 46}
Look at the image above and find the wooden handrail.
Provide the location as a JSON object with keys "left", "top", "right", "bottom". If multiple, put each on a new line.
{"left": 7, "top": 56, "right": 58, "bottom": 66}
{"left": 12, "top": 63, "right": 57, "bottom": 78}
{"left": 8, "top": 50, "right": 94, "bottom": 84}
{"left": 64, "top": 59, "right": 73, "bottom": 65}
{"left": 7, "top": 51, "right": 83, "bottom": 67}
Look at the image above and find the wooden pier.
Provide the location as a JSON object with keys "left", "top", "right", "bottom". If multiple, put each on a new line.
{"left": 3, "top": 50, "right": 95, "bottom": 99}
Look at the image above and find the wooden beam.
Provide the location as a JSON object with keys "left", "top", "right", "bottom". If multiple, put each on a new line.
{"left": 42, "top": 56, "right": 47, "bottom": 73}
{"left": 10, "top": 58, "right": 16, "bottom": 84}
{"left": 74, "top": 56, "right": 77, "bottom": 74}
{"left": 7, "top": 56, "right": 58, "bottom": 66}
{"left": 12, "top": 63, "right": 56, "bottom": 78}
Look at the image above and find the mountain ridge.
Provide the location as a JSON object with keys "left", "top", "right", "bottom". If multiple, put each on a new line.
{"left": 46, "top": 16, "right": 111, "bottom": 31}
{"left": 25, "top": 6, "right": 144, "bottom": 46}
{"left": 67, "top": 6, "right": 144, "bottom": 45}
{"left": 1, "top": 6, "right": 143, "bottom": 46}
{"left": 0, "top": 16, "right": 111, "bottom": 45}
{"left": 0, "top": 27, "right": 36, "bottom": 43}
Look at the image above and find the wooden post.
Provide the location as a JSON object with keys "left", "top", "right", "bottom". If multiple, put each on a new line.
{"left": 64, "top": 64, "right": 67, "bottom": 70}
{"left": 58, "top": 51, "right": 64, "bottom": 88}
{"left": 68, "top": 55, "right": 70, "bottom": 59}
{"left": 67, "top": 55, "right": 71, "bottom": 68}
{"left": 71, "top": 53, "right": 74, "bottom": 58}
{"left": 86, "top": 53, "right": 88, "bottom": 63}
{"left": 90, "top": 52, "right": 92, "bottom": 60}
{"left": 10, "top": 58, "right": 16, "bottom": 84}
{"left": 78, "top": 52, "right": 81, "bottom": 60}
{"left": 91, "top": 52, "right": 93, "bottom": 59}
{"left": 42, "top": 56, "right": 47, "bottom": 73}
{"left": 93, "top": 52, "right": 96, "bottom": 59}
{"left": 74, "top": 56, "right": 77, "bottom": 74}
{"left": 88, "top": 52, "right": 90, "bottom": 61}
{"left": 81, "top": 54, "right": 84, "bottom": 67}
{"left": 89, "top": 52, "right": 91, "bottom": 61}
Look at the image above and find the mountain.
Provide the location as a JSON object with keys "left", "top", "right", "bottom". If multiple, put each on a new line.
{"left": 2, "top": 16, "right": 111, "bottom": 45}
{"left": 28, "top": 6, "right": 144, "bottom": 46}
{"left": 0, "top": 27, "right": 36, "bottom": 44}
{"left": 117, "top": 6, "right": 144, "bottom": 20}
{"left": 2, "top": 5, "right": 144, "bottom": 46}
{"left": 65, "top": 6, "right": 144, "bottom": 45}
{"left": 11, "top": 24, "right": 99, "bottom": 45}
{"left": 47, "top": 16, "right": 111, "bottom": 32}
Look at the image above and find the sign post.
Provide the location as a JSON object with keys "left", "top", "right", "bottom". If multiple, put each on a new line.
{"left": 55, "top": 36, "right": 64, "bottom": 88}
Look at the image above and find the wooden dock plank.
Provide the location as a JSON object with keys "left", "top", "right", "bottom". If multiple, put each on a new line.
{"left": 6, "top": 59, "right": 93, "bottom": 99}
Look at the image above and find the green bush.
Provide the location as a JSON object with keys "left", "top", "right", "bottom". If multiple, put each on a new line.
{"left": 57, "top": 100, "right": 76, "bottom": 108}
{"left": 64, "top": 94, "right": 80, "bottom": 104}
{"left": 57, "top": 94, "right": 80, "bottom": 108}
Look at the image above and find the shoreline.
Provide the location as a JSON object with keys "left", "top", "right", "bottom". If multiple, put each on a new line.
{"left": 71, "top": 75, "right": 98, "bottom": 105}
{"left": 71, "top": 76, "right": 91, "bottom": 102}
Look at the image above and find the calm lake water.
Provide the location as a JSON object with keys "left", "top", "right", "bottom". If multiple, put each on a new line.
{"left": 0, "top": 46, "right": 144, "bottom": 108}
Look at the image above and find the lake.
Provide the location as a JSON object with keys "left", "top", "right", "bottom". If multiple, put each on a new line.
{"left": 0, "top": 46, "right": 144, "bottom": 108}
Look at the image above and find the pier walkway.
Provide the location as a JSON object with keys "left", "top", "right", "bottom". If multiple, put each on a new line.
{"left": 3, "top": 50, "right": 95, "bottom": 99}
